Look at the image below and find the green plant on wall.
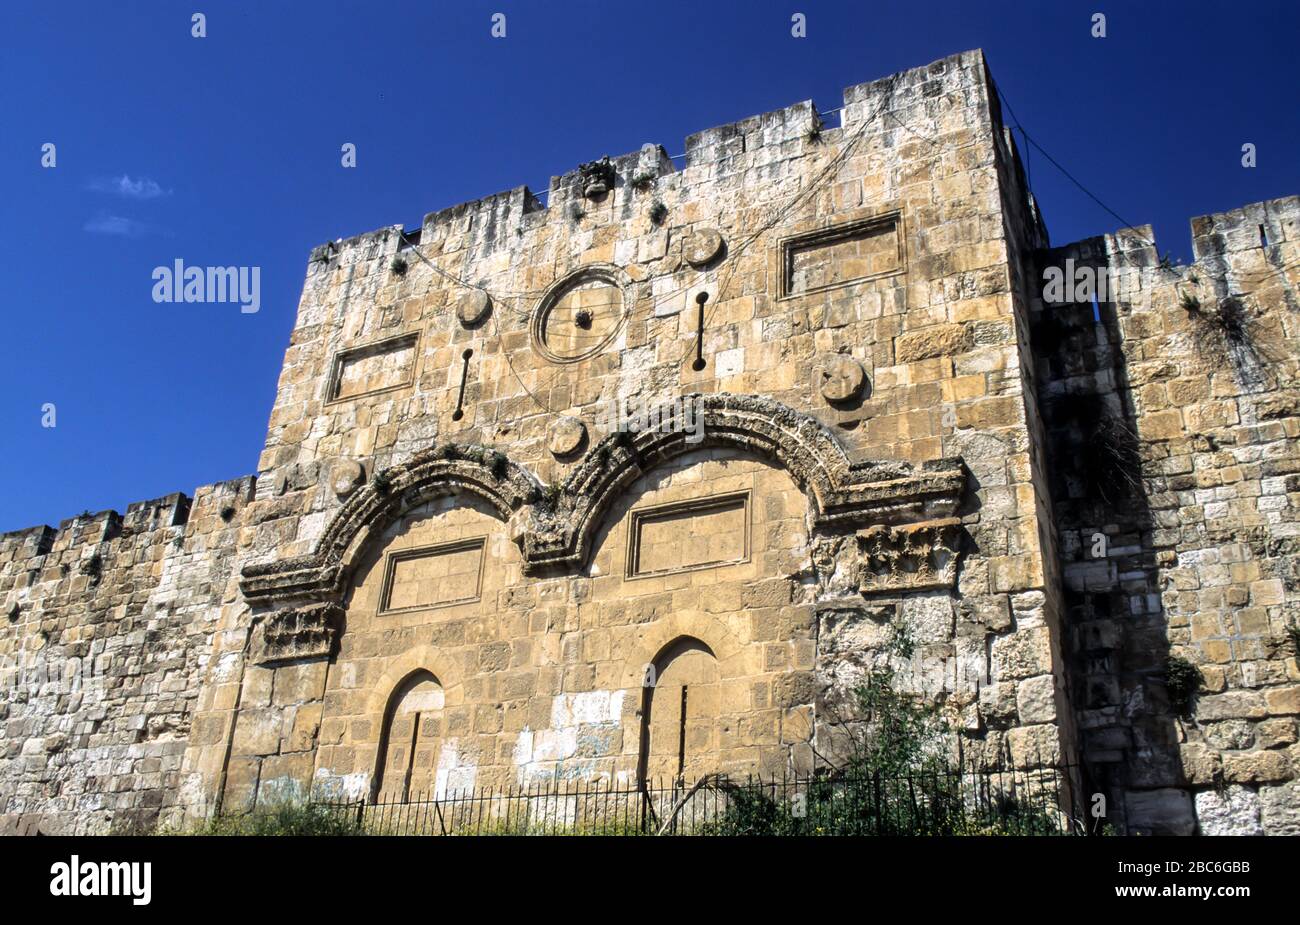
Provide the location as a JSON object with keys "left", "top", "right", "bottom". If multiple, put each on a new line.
{"left": 1164, "top": 655, "right": 1203, "bottom": 717}
{"left": 696, "top": 620, "right": 1068, "bottom": 835}
{"left": 843, "top": 620, "right": 950, "bottom": 778}
{"left": 1284, "top": 618, "right": 1300, "bottom": 657}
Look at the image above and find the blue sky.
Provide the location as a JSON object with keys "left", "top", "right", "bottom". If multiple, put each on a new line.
{"left": 1, "top": 0, "right": 1296, "bottom": 533}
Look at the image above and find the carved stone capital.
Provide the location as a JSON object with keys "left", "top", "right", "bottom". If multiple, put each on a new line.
{"left": 856, "top": 518, "right": 963, "bottom": 597}
{"left": 250, "top": 602, "right": 343, "bottom": 666}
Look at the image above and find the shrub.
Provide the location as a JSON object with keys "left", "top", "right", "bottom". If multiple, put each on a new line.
{"left": 1164, "top": 655, "right": 1203, "bottom": 716}
{"left": 489, "top": 451, "right": 508, "bottom": 479}
{"left": 165, "top": 802, "right": 365, "bottom": 836}
{"left": 697, "top": 773, "right": 1066, "bottom": 837}
{"left": 536, "top": 482, "right": 563, "bottom": 512}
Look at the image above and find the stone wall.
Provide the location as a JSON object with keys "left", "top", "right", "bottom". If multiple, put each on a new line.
{"left": 1032, "top": 196, "right": 1300, "bottom": 834}
{"left": 0, "top": 478, "right": 254, "bottom": 834}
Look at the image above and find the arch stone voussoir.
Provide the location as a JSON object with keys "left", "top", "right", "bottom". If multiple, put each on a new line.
{"left": 364, "top": 645, "right": 463, "bottom": 725}
{"left": 620, "top": 613, "right": 743, "bottom": 689}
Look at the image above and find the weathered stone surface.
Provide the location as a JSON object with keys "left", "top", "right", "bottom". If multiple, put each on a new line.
{"left": 1195, "top": 785, "right": 1263, "bottom": 836}
{"left": 1205, "top": 720, "right": 1256, "bottom": 750}
{"left": 330, "top": 459, "right": 365, "bottom": 498}
{"left": 814, "top": 354, "right": 866, "bottom": 402}
{"left": 547, "top": 416, "right": 586, "bottom": 458}
{"left": 1223, "top": 750, "right": 1293, "bottom": 784}
{"left": 1259, "top": 780, "right": 1300, "bottom": 835}
{"left": 1006, "top": 723, "right": 1061, "bottom": 767}
{"left": 1179, "top": 743, "right": 1222, "bottom": 786}
{"left": 1265, "top": 686, "right": 1300, "bottom": 715}
{"left": 1016, "top": 675, "right": 1057, "bottom": 724}
{"left": 991, "top": 626, "right": 1053, "bottom": 680}
{"left": 456, "top": 290, "right": 492, "bottom": 327}
{"left": 1197, "top": 691, "right": 1267, "bottom": 721}
{"left": 895, "top": 324, "right": 973, "bottom": 362}
{"left": 683, "top": 227, "right": 724, "bottom": 267}
{"left": 1257, "top": 718, "right": 1297, "bottom": 749}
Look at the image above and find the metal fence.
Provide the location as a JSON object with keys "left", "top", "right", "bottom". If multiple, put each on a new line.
{"left": 310, "top": 764, "right": 1088, "bottom": 836}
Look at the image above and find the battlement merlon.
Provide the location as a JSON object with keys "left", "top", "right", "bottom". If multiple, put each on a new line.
{"left": 0, "top": 476, "right": 257, "bottom": 565}
{"left": 303, "top": 48, "right": 997, "bottom": 267}
{"left": 1035, "top": 194, "right": 1299, "bottom": 285}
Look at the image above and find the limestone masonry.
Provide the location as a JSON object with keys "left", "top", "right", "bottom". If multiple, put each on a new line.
{"left": 2, "top": 50, "right": 1297, "bottom": 835}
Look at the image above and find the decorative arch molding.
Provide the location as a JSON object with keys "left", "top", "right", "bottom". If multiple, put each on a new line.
{"left": 525, "top": 392, "right": 966, "bottom": 573}
{"left": 239, "top": 394, "right": 966, "bottom": 662}
{"left": 530, "top": 263, "right": 635, "bottom": 364}
{"left": 241, "top": 444, "right": 540, "bottom": 605}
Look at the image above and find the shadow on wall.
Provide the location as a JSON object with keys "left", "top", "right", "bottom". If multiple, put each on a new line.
{"left": 1032, "top": 253, "right": 1187, "bottom": 835}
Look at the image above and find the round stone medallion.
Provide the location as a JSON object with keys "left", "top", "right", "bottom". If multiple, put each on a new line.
{"left": 684, "top": 227, "right": 724, "bottom": 267}
{"left": 456, "top": 290, "right": 492, "bottom": 327}
{"left": 815, "top": 354, "right": 866, "bottom": 402}
{"left": 548, "top": 416, "right": 587, "bottom": 458}
{"left": 331, "top": 459, "right": 366, "bottom": 498}
{"left": 532, "top": 267, "right": 628, "bottom": 364}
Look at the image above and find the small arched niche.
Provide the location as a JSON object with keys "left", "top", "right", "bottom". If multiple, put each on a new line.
{"left": 373, "top": 670, "right": 445, "bottom": 802}
{"left": 638, "top": 637, "right": 721, "bottom": 787}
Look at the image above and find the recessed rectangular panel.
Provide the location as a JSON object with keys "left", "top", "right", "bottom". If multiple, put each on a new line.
{"left": 781, "top": 212, "right": 904, "bottom": 297}
{"left": 329, "top": 333, "right": 418, "bottom": 402}
{"left": 380, "top": 538, "right": 485, "bottom": 614}
{"left": 627, "top": 493, "right": 750, "bottom": 578}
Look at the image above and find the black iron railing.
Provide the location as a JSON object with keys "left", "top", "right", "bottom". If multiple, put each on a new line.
{"left": 305, "top": 764, "right": 1088, "bottom": 836}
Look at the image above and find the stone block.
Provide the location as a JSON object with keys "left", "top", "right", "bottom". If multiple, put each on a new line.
{"left": 1223, "top": 750, "right": 1293, "bottom": 784}
{"left": 1016, "top": 675, "right": 1057, "bottom": 723}
{"left": 1194, "top": 785, "right": 1263, "bottom": 836}
{"left": 1126, "top": 788, "right": 1196, "bottom": 836}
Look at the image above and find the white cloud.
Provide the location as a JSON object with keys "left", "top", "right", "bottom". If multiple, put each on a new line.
{"left": 87, "top": 175, "right": 170, "bottom": 199}
{"left": 83, "top": 213, "right": 153, "bottom": 237}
